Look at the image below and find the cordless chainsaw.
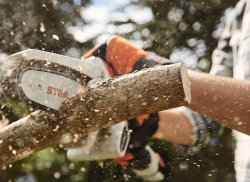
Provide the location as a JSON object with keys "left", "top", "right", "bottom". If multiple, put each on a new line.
{"left": 3, "top": 49, "right": 130, "bottom": 160}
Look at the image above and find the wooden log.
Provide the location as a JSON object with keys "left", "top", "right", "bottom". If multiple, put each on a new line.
{"left": 0, "top": 63, "right": 191, "bottom": 168}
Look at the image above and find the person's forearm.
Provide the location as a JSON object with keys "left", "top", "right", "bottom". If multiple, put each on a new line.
{"left": 154, "top": 70, "right": 250, "bottom": 144}
{"left": 188, "top": 70, "right": 250, "bottom": 134}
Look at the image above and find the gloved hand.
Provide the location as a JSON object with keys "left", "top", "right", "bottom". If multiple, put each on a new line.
{"left": 83, "top": 35, "right": 170, "bottom": 76}
{"left": 115, "top": 145, "right": 167, "bottom": 182}
{"left": 83, "top": 35, "right": 170, "bottom": 181}
{"left": 114, "top": 116, "right": 169, "bottom": 182}
{"left": 83, "top": 36, "right": 164, "bottom": 151}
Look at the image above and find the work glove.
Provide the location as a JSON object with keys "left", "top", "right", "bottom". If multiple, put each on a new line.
{"left": 83, "top": 36, "right": 166, "bottom": 150}
{"left": 114, "top": 116, "right": 169, "bottom": 181}
{"left": 115, "top": 145, "right": 168, "bottom": 182}
{"left": 83, "top": 35, "right": 170, "bottom": 76}
{"left": 83, "top": 35, "right": 171, "bottom": 181}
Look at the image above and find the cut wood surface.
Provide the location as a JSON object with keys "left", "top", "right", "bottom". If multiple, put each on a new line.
{"left": 0, "top": 63, "right": 191, "bottom": 168}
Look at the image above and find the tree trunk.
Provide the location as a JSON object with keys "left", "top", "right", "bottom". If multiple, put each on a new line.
{"left": 0, "top": 63, "right": 191, "bottom": 168}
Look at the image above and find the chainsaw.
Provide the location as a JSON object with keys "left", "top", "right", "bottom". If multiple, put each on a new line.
{"left": 1, "top": 49, "right": 168, "bottom": 181}
{"left": 1, "top": 49, "right": 130, "bottom": 160}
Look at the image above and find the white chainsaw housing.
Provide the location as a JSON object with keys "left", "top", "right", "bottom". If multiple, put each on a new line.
{"left": 9, "top": 49, "right": 130, "bottom": 161}
{"left": 67, "top": 121, "right": 130, "bottom": 161}
{"left": 9, "top": 49, "right": 110, "bottom": 110}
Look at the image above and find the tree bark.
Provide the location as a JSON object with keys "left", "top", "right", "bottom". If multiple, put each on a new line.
{"left": 0, "top": 63, "right": 191, "bottom": 168}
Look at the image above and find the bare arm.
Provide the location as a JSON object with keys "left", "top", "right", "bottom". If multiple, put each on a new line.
{"left": 188, "top": 70, "right": 250, "bottom": 134}
{"left": 155, "top": 70, "right": 250, "bottom": 144}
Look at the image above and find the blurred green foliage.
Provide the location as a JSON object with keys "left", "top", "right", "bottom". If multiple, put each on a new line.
{"left": 0, "top": 0, "right": 238, "bottom": 181}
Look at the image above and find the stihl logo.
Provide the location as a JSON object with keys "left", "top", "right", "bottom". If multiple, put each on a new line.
{"left": 47, "top": 86, "right": 69, "bottom": 98}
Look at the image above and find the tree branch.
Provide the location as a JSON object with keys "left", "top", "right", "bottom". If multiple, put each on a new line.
{"left": 0, "top": 63, "right": 191, "bottom": 168}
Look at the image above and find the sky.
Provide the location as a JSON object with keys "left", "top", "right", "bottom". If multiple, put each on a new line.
{"left": 67, "top": 0, "right": 201, "bottom": 68}
{"left": 68, "top": 0, "right": 153, "bottom": 44}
